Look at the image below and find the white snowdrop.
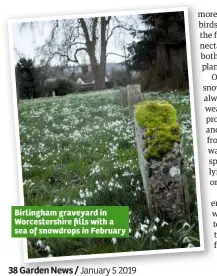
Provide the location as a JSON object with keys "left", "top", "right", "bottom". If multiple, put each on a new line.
{"left": 111, "top": 238, "right": 117, "bottom": 244}
{"left": 36, "top": 240, "right": 42, "bottom": 247}
{"left": 183, "top": 237, "right": 190, "bottom": 243}
{"left": 151, "top": 235, "right": 157, "bottom": 241}
{"left": 145, "top": 219, "right": 150, "bottom": 225}
{"left": 45, "top": 246, "right": 51, "bottom": 252}
{"left": 152, "top": 225, "right": 157, "bottom": 231}
{"left": 140, "top": 224, "right": 148, "bottom": 232}
{"left": 134, "top": 231, "right": 141, "bottom": 239}
{"left": 155, "top": 217, "right": 160, "bottom": 223}
{"left": 182, "top": 222, "right": 190, "bottom": 228}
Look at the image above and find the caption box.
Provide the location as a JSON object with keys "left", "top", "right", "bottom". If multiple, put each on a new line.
{"left": 11, "top": 206, "right": 129, "bottom": 238}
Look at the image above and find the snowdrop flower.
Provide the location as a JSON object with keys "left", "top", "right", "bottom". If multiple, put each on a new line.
{"left": 111, "top": 238, "right": 117, "bottom": 244}
{"left": 182, "top": 222, "right": 190, "bottom": 228}
{"left": 36, "top": 240, "right": 42, "bottom": 247}
{"left": 145, "top": 219, "right": 150, "bottom": 225}
{"left": 155, "top": 217, "right": 160, "bottom": 223}
{"left": 53, "top": 197, "right": 58, "bottom": 203}
{"left": 187, "top": 243, "right": 194, "bottom": 248}
{"left": 183, "top": 237, "right": 190, "bottom": 243}
{"left": 151, "top": 235, "right": 157, "bottom": 241}
{"left": 152, "top": 225, "right": 157, "bottom": 231}
{"left": 85, "top": 190, "right": 93, "bottom": 198}
{"left": 140, "top": 223, "right": 148, "bottom": 232}
{"left": 45, "top": 246, "right": 51, "bottom": 252}
{"left": 161, "top": 221, "right": 168, "bottom": 227}
{"left": 134, "top": 231, "right": 141, "bottom": 239}
{"left": 79, "top": 190, "right": 85, "bottom": 199}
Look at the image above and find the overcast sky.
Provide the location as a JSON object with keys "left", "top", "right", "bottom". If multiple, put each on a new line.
{"left": 12, "top": 15, "right": 141, "bottom": 66}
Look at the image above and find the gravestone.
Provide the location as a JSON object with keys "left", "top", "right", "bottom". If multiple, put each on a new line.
{"left": 134, "top": 100, "right": 189, "bottom": 220}
{"left": 127, "top": 84, "right": 142, "bottom": 118}
{"left": 52, "top": 91, "right": 56, "bottom": 97}
{"left": 120, "top": 87, "right": 128, "bottom": 107}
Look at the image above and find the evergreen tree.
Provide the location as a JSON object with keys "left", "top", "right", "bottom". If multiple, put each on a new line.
{"left": 15, "top": 58, "right": 36, "bottom": 99}
{"left": 128, "top": 12, "right": 188, "bottom": 90}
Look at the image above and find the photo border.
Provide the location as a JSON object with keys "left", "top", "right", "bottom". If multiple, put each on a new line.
{"left": 8, "top": 6, "right": 204, "bottom": 263}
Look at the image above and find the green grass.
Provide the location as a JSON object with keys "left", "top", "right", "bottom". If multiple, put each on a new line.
{"left": 19, "top": 89, "right": 200, "bottom": 258}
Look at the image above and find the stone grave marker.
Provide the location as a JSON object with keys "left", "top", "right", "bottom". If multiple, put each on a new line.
{"left": 134, "top": 100, "right": 189, "bottom": 220}
{"left": 127, "top": 84, "right": 142, "bottom": 118}
{"left": 120, "top": 87, "right": 128, "bottom": 107}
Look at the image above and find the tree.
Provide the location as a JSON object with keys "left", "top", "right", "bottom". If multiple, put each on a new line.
{"left": 34, "top": 16, "right": 132, "bottom": 90}
{"left": 15, "top": 58, "right": 36, "bottom": 99}
{"left": 111, "top": 69, "right": 131, "bottom": 87}
{"left": 15, "top": 57, "right": 46, "bottom": 99}
{"left": 128, "top": 12, "right": 188, "bottom": 90}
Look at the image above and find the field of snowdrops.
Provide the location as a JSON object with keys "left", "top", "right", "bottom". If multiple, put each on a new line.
{"left": 18, "top": 89, "right": 200, "bottom": 258}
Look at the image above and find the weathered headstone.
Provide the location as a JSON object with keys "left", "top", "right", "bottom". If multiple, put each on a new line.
{"left": 120, "top": 87, "right": 128, "bottom": 107}
{"left": 52, "top": 91, "right": 56, "bottom": 97}
{"left": 134, "top": 100, "right": 189, "bottom": 220}
{"left": 127, "top": 84, "right": 142, "bottom": 118}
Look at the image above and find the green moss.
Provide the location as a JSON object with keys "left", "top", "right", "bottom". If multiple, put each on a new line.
{"left": 135, "top": 100, "right": 180, "bottom": 160}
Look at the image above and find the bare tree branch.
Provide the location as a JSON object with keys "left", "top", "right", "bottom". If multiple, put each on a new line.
{"left": 51, "top": 20, "right": 59, "bottom": 40}
{"left": 46, "top": 47, "right": 88, "bottom": 65}
{"left": 106, "top": 52, "right": 125, "bottom": 58}
{"left": 92, "top": 17, "right": 99, "bottom": 43}
{"left": 19, "top": 14, "right": 137, "bottom": 90}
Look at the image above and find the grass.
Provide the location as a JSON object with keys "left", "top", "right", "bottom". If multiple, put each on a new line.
{"left": 18, "top": 89, "right": 200, "bottom": 258}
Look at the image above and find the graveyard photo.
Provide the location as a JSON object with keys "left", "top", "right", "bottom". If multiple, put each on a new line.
{"left": 12, "top": 10, "right": 201, "bottom": 258}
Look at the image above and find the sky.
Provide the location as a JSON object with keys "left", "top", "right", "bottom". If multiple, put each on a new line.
{"left": 12, "top": 14, "right": 141, "bottom": 66}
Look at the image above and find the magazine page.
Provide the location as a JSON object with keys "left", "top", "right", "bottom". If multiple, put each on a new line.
{"left": 0, "top": 0, "right": 215, "bottom": 275}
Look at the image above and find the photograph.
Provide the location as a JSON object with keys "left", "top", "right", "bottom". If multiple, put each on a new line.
{"left": 9, "top": 8, "right": 203, "bottom": 261}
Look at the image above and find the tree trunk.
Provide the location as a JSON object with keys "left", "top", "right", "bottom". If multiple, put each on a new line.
{"left": 155, "top": 14, "right": 170, "bottom": 74}
{"left": 89, "top": 51, "right": 100, "bottom": 90}
{"left": 98, "top": 17, "right": 107, "bottom": 90}
{"left": 80, "top": 17, "right": 106, "bottom": 91}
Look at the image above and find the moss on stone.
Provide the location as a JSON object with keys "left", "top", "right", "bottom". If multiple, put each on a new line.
{"left": 135, "top": 100, "right": 180, "bottom": 160}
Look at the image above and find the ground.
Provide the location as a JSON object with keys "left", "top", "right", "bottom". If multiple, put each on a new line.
{"left": 18, "top": 89, "right": 200, "bottom": 258}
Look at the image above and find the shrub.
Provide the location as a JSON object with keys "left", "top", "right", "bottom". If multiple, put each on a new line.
{"left": 105, "top": 81, "right": 114, "bottom": 89}
{"left": 55, "top": 79, "right": 76, "bottom": 96}
{"left": 43, "top": 78, "right": 77, "bottom": 97}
